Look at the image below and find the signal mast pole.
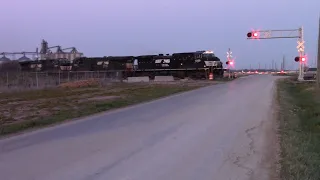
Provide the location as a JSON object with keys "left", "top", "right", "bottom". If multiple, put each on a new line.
{"left": 297, "top": 27, "right": 305, "bottom": 80}
{"left": 226, "top": 48, "right": 233, "bottom": 79}
{"left": 247, "top": 27, "right": 305, "bottom": 80}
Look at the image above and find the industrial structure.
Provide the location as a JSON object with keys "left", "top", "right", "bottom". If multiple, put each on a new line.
{"left": 0, "top": 39, "right": 83, "bottom": 62}
{"left": 39, "top": 39, "right": 83, "bottom": 61}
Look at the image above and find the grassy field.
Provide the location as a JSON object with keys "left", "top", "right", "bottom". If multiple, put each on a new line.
{"left": 276, "top": 78, "right": 320, "bottom": 180}
{"left": 0, "top": 79, "right": 217, "bottom": 136}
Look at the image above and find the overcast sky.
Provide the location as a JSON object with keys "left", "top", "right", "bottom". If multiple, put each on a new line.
{"left": 0, "top": 0, "right": 319, "bottom": 69}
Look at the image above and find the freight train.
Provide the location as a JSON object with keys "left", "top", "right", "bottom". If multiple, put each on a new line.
{"left": 17, "top": 50, "right": 224, "bottom": 79}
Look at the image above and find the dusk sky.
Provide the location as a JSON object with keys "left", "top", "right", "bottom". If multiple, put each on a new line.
{"left": 0, "top": 0, "right": 319, "bottom": 69}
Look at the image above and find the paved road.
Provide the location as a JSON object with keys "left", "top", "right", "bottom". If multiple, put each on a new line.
{"left": 0, "top": 75, "right": 279, "bottom": 180}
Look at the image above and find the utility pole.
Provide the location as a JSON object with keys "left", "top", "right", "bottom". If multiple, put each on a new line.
{"left": 283, "top": 55, "right": 286, "bottom": 70}
{"left": 272, "top": 59, "right": 274, "bottom": 70}
{"left": 316, "top": 16, "right": 320, "bottom": 88}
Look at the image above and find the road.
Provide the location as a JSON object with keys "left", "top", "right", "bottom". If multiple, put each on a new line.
{"left": 0, "top": 75, "right": 279, "bottom": 180}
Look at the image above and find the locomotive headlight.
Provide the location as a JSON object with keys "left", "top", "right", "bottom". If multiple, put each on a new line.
{"left": 204, "top": 50, "right": 214, "bottom": 54}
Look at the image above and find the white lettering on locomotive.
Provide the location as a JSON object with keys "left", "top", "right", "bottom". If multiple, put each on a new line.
{"left": 155, "top": 59, "right": 170, "bottom": 63}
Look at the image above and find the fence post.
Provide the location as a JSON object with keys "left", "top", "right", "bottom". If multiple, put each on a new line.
{"left": 46, "top": 72, "right": 48, "bottom": 87}
{"left": 58, "top": 70, "right": 61, "bottom": 85}
{"left": 6, "top": 72, "right": 9, "bottom": 87}
{"left": 36, "top": 71, "right": 39, "bottom": 88}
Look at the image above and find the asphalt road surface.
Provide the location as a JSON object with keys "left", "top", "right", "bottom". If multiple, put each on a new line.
{"left": 0, "top": 75, "right": 279, "bottom": 180}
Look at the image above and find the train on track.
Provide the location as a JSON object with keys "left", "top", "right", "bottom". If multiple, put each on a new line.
{"left": 17, "top": 50, "right": 224, "bottom": 79}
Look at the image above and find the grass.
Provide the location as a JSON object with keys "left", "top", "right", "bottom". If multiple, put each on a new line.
{"left": 276, "top": 77, "right": 320, "bottom": 180}
{"left": 0, "top": 83, "right": 202, "bottom": 136}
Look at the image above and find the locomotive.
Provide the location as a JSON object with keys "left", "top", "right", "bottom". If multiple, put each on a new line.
{"left": 18, "top": 50, "right": 224, "bottom": 79}
{"left": 19, "top": 58, "right": 73, "bottom": 72}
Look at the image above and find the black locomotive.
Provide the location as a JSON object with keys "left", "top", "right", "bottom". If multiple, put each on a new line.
{"left": 18, "top": 50, "right": 224, "bottom": 79}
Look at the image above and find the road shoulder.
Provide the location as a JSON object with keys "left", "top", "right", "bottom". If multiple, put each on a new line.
{"left": 276, "top": 78, "right": 320, "bottom": 179}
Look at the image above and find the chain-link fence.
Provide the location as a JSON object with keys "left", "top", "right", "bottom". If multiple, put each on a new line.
{"left": 0, "top": 71, "right": 123, "bottom": 91}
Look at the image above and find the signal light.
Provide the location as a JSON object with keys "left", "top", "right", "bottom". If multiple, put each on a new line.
{"left": 294, "top": 56, "right": 306, "bottom": 62}
{"left": 247, "top": 31, "right": 259, "bottom": 38}
{"left": 226, "top": 60, "right": 234, "bottom": 65}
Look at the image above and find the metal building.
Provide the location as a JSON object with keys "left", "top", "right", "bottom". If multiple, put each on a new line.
{"left": 18, "top": 55, "right": 31, "bottom": 62}
{"left": 39, "top": 39, "right": 83, "bottom": 61}
{"left": 0, "top": 56, "right": 10, "bottom": 64}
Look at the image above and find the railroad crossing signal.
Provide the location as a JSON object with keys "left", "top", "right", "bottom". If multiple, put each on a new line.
{"left": 226, "top": 60, "right": 234, "bottom": 65}
{"left": 227, "top": 51, "right": 232, "bottom": 58}
{"left": 246, "top": 27, "right": 306, "bottom": 81}
{"left": 246, "top": 29, "right": 301, "bottom": 39}
{"left": 297, "top": 40, "right": 305, "bottom": 52}
{"left": 247, "top": 31, "right": 259, "bottom": 39}
{"left": 294, "top": 56, "right": 306, "bottom": 62}
{"left": 226, "top": 48, "right": 234, "bottom": 65}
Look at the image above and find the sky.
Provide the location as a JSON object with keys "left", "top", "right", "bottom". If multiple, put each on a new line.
{"left": 0, "top": 0, "right": 319, "bottom": 69}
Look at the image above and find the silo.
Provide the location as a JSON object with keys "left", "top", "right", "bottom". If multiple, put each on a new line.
{"left": 18, "top": 55, "right": 31, "bottom": 62}
{"left": 0, "top": 56, "right": 10, "bottom": 64}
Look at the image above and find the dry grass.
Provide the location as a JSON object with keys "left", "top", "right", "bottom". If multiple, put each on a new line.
{"left": 276, "top": 78, "right": 320, "bottom": 180}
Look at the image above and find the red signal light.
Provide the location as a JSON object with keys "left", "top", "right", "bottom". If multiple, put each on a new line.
{"left": 294, "top": 56, "right": 307, "bottom": 62}
{"left": 229, "top": 61, "right": 234, "bottom": 65}
{"left": 247, "top": 31, "right": 259, "bottom": 39}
